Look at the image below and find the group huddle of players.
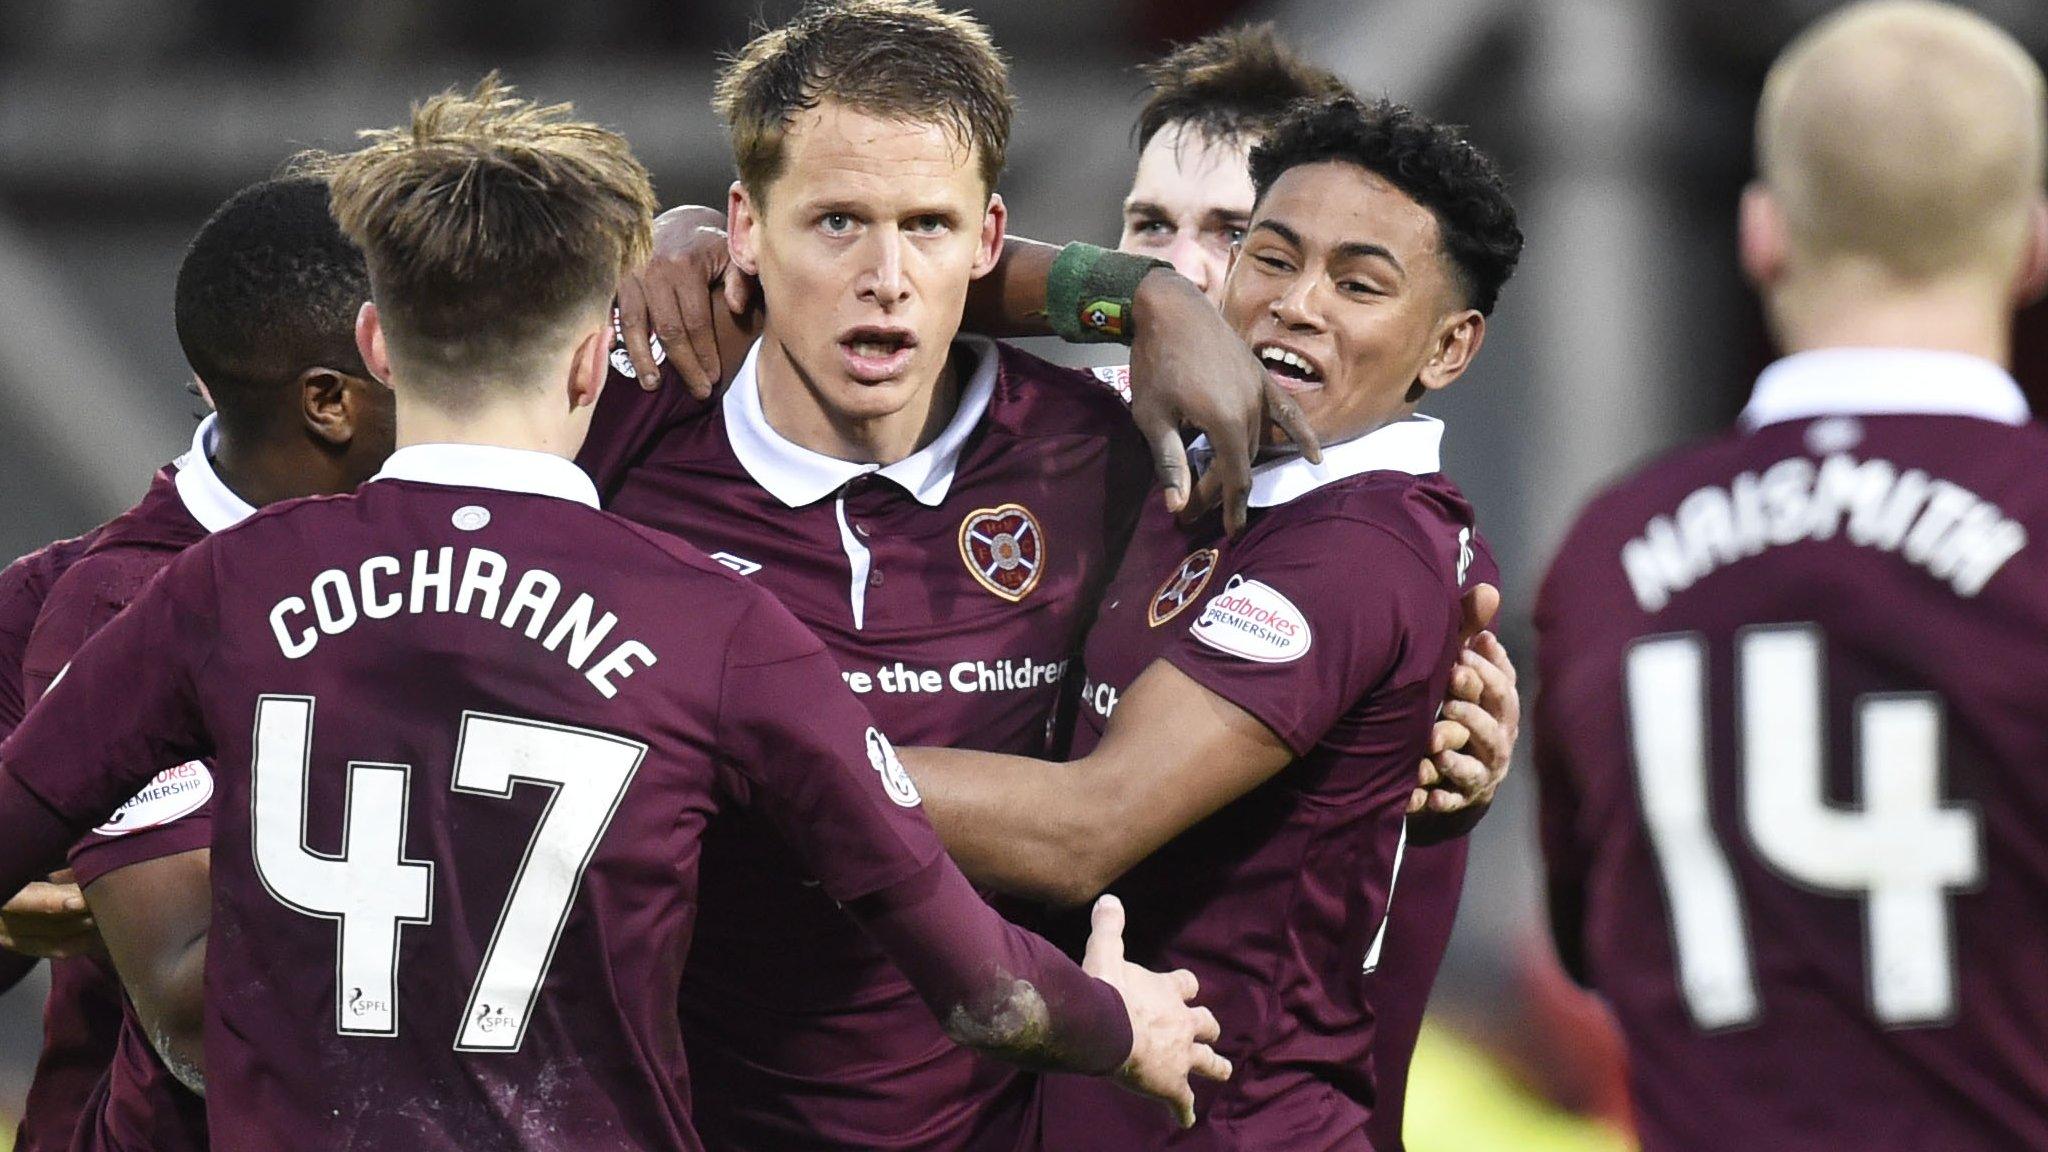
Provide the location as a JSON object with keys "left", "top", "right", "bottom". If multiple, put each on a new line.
{"left": 0, "top": 1, "right": 2042, "bottom": 1150}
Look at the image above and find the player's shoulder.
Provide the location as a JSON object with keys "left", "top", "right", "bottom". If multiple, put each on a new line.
{"left": 981, "top": 341, "right": 1142, "bottom": 447}
{"left": 1264, "top": 468, "right": 1476, "bottom": 577}
{"left": 0, "top": 531, "right": 98, "bottom": 640}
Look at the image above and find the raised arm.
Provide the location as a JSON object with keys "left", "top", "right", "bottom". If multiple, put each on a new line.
{"left": 714, "top": 598, "right": 1229, "bottom": 1125}
{"left": 614, "top": 209, "right": 1320, "bottom": 532}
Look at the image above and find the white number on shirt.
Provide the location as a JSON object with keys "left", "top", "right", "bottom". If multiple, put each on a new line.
{"left": 250, "top": 696, "right": 645, "bottom": 1048}
{"left": 1627, "top": 627, "right": 1983, "bottom": 1031}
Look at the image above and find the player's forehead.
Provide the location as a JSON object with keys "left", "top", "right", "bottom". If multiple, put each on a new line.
{"left": 769, "top": 99, "right": 990, "bottom": 213}
{"left": 1249, "top": 160, "right": 1441, "bottom": 267}
{"left": 1125, "top": 121, "right": 1256, "bottom": 221}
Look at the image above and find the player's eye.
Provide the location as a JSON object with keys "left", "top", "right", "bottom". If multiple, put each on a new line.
{"left": 819, "top": 212, "right": 856, "bottom": 235}
{"left": 1252, "top": 252, "right": 1295, "bottom": 274}
{"left": 1224, "top": 225, "right": 1247, "bottom": 245}
{"left": 1133, "top": 219, "right": 1171, "bottom": 238}
{"left": 907, "top": 214, "right": 949, "bottom": 235}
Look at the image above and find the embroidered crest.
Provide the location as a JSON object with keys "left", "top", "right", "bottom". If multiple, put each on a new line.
{"left": 1148, "top": 547, "right": 1219, "bottom": 627}
{"left": 958, "top": 503, "right": 1044, "bottom": 602}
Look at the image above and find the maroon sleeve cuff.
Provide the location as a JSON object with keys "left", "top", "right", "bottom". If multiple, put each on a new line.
{"left": 1161, "top": 648, "right": 1319, "bottom": 758}
{"left": 851, "top": 859, "right": 1133, "bottom": 1077}
{"left": 70, "top": 812, "right": 214, "bottom": 889}
{"left": 0, "top": 770, "right": 84, "bottom": 897}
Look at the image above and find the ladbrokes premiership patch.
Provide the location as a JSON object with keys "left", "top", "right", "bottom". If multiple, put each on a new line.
{"left": 1149, "top": 548, "right": 1220, "bottom": 627}
{"left": 1190, "top": 574, "right": 1312, "bottom": 663}
{"left": 959, "top": 503, "right": 1044, "bottom": 602}
{"left": 93, "top": 760, "right": 213, "bottom": 836}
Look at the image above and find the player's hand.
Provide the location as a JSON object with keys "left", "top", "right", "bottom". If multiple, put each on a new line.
{"left": 615, "top": 204, "right": 760, "bottom": 398}
{"left": 1413, "top": 587, "right": 1518, "bottom": 818}
{"left": 1127, "top": 270, "right": 1320, "bottom": 534}
{"left": 0, "top": 873, "right": 104, "bottom": 960}
{"left": 1082, "top": 894, "right": 1231, "bottom": 1128}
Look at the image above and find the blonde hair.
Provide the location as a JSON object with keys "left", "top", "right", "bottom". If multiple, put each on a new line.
{"left": 714, "top": 0, "right": 1013, "bottom": 201}
{"left": 313, "top": 74, "right": 656, "bottom": 406}
{"left": 1758, "top": 0, "right": 2046, "bottom": 281}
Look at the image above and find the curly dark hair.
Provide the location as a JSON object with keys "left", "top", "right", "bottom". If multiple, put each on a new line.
{"left": 174, "top": 175, "right": 370, "bottom": 426}
{"left": 1249, "top": 96, "right": 1522, "bottom": 315}
{"left": 1135, "top": 24, "right": 1349, "bottom": 153}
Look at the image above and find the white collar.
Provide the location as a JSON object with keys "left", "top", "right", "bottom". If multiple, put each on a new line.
{"left": 722, "top": 335, "right": 1000, "bottom": 509}
{"left": 1195, "top": 414, "right": 1445, "bottom": 509}
{"left": 172, "top": 414, "right": 259, "bottom": 533}
{"left": 372, "top": 443, "right": 600, "bottom": 509}
{"left": 1740, "top": 348, "right": 2031, "bottom": 429}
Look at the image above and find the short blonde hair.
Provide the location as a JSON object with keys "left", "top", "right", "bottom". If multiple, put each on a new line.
{"left": 315, "top": 74, "right": 655, "bottom": 405}
{"left": 714, "top": 0, "right": 1013, "bottom": 201}
{"left": 1758, "top": 0, "right": 2046, "bottom": 280}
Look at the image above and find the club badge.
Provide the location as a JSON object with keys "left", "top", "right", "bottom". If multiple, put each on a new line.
{"left": 1148, "top": 547, "right": 1220, "bottom": 627}
{"left": 959, "top": 503, "right": 1044, "bottom": 602}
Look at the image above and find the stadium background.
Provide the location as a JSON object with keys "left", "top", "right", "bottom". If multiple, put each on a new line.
{"left": 0, "top": 1, "right": 2043, "bottom": 1147}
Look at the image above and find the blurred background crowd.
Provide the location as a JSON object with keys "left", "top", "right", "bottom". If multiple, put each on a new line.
{"left": 1, "top": 1, "right": 2044, "bottom": 1148}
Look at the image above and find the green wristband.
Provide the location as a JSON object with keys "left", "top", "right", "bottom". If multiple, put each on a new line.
{"left": 1046, "top": 242, "right": 1170, "bottom": 345}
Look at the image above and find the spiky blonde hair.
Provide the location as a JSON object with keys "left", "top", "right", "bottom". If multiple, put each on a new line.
{"left": 312, "top": 74, "right": 655, "bottom": 405}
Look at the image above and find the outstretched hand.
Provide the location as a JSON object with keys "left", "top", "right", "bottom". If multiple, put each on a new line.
{"left": 1082, "top": 894, "right": 1232, "bottom": 1128}
{"left": 1126, "top": 271, "right": 1320, "bottom": 534}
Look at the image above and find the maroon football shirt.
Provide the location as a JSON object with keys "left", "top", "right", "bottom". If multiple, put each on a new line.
{"left": 0, "top": 443, "right": 1133, "bottom": 1152}
{"left": 20, "top": 418, "right": 249, "bottom": 1152}
{"left": 0, "top": 528, "right": 101, "bottom": 1140}
{"left": 1046, "top": 415, "right": 1487, "bottom": 1151}
{"left": 1537, "top": 349, "right": 2048, "bottom": 1151}
{"left": 600, "top": 337, "right": 1152, "bottom": 1152}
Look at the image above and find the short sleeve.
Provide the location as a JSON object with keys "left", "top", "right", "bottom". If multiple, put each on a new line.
{"left": 576, "top": 312, "right": 712, "bottom": 498}
{"left": 713, "top": 595, "right": 946, "bottom": 903}
{"left": 0, "top": 554, "right": 44, "bottom": 740}
{"left": 68, "top": 777, "right": 214, "bottom": 887}
{"left": 0, "top": 546, "right": 218, "bottom": 840}
{"left": 1163, "top": 517, "right": 1450, "bottom": 756}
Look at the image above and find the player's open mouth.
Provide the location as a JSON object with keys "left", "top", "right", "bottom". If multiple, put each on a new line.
{"left": 1254, "top": 342, "right": 1326, "bottom": 393}
{"left": 840, "top": 327, "right": 919, "bottom": 382}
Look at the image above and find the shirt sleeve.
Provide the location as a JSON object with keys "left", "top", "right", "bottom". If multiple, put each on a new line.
{"left": 0, "top": 550, "right": 217, "bottom": 898}
{"left": 713, "top": 595, "right": 1132, "bottom": 1075}
{"left": 1163, "top": 517, "right": 1452, "bottom": 756}
{"left": 575, "top": 313, "right": 711, "bottom": 498}
{"left": 68, "top": 785, "right": 214, "bottom": 888}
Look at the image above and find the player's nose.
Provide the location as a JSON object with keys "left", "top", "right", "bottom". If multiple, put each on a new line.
{"left": 860, "top": 228, "right": 912, "bottom": 306}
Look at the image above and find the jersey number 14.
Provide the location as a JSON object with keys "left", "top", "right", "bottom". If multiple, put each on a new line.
{"left": 249, "top": 695, "right": 645, "bottom": 1050}
{"left": 1627, "top": 625, "right": 1983, "bottom": 1031}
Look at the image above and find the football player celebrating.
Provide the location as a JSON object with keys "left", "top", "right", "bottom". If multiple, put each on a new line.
{"left": 1535, "top": 2, "right": 2048, "bottom": 1149}
{"left": 898, "top": 94, "right": 1523, "bottom": 1152}
{"left": 1100, "top": 36, "right": 1514, "bottom": 1151}
{"left": 12, "top": 175, "right": 395, "bottom": 1152}
{"left": 0, "top": 78, "right": 1225, "bottom": 1151}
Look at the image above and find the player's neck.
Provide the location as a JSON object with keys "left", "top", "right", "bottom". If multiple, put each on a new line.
{"left": 1769, "top": 276, "right": 2014, "bottom": 366}
{"left": 393, "top": 393, "right": 583, "bottom": 461}
{"left": 208, "top": 429, "right": 348, "bottom": 509}
{"left": 754, "top": 338, "right": 962, "bottom": 466}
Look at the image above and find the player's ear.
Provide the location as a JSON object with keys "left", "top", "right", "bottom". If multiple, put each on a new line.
{"left": 1739, "top": 182, "right": 1788, "bottom": 292}
{"left": 1414, "top": 310, "right": 1485, "bottom": 397}
{"left": 728, "top": 181, "right": 763, "bottom": 278}
{"left": 300, "top": 367, "right": 355, "bottom": 448}
{"left": 970, "top": 192, "right": 1008, "bottom": 280}
{"left": 566, "top": 314, "right": 610, "bottom": 412}
{"left": 2013, "top": 196, "right": 2048, "bottom": 307}
{"left": 355, "top": 302, "right": 392, "bottom": 385}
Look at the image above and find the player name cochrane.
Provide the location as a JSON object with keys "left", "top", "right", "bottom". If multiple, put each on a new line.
{"left": 266, "top": 545, "right": 657, "bottom": 698}
{"left": 1623, "top": 450, "right": 2027, "bottom": 613}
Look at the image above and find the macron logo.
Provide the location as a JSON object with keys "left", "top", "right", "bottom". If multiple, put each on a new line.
{"left": 711, "top": 552, "right": 763, "bottom": 576}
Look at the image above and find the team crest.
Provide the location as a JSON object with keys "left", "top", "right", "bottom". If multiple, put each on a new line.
{"left": 1148, "top": 548, "right": 1220, "bottom": 627}
{"left": 958, "top": 503, "right": 1045, "bottom": 602}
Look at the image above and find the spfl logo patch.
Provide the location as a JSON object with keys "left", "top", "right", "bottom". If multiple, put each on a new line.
{"left": 1190, "top": 574, "right": 1312, "bottom": 663}
{"left": 959, "top": 503, "right": 1044, "bottom": 602}
{"left": 1149, "top": 548, "right": 1219, "bottom": 627}
{"left": 93, "top": 760, "right": 213, "bottom": 837}
{"left": 866, "top": 728, "right": 922, "bottom": 808}
{"left": 607, "top": 307, "right": 668, "bottom": 379}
